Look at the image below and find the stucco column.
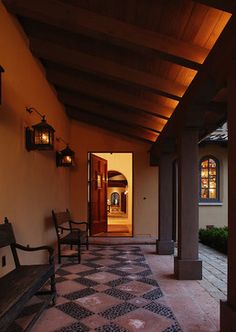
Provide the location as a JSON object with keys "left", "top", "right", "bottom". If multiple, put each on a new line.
{"left": 174, "top": 128, "right": 202, "bottom": 280}
{"left": 156, "top": 153, "right": 174, "bottom": 255}
{"left": 220, "top": 64, "right": 236, "bottom": 331}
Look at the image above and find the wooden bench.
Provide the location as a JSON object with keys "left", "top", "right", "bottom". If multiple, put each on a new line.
{"left": 0, "top": 218, "right": 56, "bottom": 332}
{"left": 52, "top": 209, "right": 89, "bottom": 264}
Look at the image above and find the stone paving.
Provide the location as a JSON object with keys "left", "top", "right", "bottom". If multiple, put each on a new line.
{"left": 198, "top": 243, "right": 227, "bottom": 301}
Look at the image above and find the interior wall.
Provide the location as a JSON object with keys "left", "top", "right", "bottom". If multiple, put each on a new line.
{"left": 70, "top": 120, "right": 158, "bottom": 238}
{"left": 0, "top": 2, "right": 70, "bottom": 273}
{"left": 199, "top": 144, "right": 228, "bottom": 229}
{"left": 94, "top": 152, "right": 132, "bottom": 227}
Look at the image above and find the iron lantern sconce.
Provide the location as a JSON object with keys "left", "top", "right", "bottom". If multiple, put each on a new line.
{"left": 56, "top": 138, "right": 75, "bottom": 167}
{"left": 25, "top": 107, "right": 55, "bottom": 151}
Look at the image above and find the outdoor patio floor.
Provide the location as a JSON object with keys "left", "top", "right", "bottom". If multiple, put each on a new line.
{"left": 10, "top": 243, "right": 227, "bottom": 332}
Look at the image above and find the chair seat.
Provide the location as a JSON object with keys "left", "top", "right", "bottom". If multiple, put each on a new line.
{"left": 59, "top": 231, "right": 80, "bottom": 245}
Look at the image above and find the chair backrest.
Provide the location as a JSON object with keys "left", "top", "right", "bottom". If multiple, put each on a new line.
{"left": 52, "top": 210, "right": 71, "bottom": 238}
{"left": 0, "top": 218, "right": 16, "bottom": 248}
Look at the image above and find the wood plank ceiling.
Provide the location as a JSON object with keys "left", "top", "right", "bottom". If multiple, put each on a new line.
{"left": 3, "top": 0, "right": 232, "bottom": 143}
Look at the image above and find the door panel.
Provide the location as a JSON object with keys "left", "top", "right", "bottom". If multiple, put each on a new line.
{"left": 90, "top": 154, "right": 107, "bottom": 235}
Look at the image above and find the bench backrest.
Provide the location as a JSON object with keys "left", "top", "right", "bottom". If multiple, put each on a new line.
{"left": 0, "top": 218, "right": 20, "bottom": 268}
{"left": 0, "top": 218, "right": 16, "bottom": 248}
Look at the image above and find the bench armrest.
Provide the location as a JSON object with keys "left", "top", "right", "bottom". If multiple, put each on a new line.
{"left": 70, "top": 220, "right": 89, "bottom": 231}
{"left": 14, "top": 243, "right": 54, "bottom": 264}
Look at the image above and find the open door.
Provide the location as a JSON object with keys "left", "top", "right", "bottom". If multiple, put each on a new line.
{"left": 90, "top": 153, "right": 108, "bottom": 235}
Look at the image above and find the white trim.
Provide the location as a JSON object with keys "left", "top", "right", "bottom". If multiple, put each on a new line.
{"left": 198, "top": 202, "right": 223, "bottom": 206}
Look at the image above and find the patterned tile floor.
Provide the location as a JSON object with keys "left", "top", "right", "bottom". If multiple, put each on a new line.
{"left": 10, "top": 246, "right": 182, "bottom": 332}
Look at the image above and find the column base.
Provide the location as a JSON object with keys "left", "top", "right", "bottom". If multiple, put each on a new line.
{"left": 174, "top": 257, "right": 202, "bottom": 280}
{"left": 220, "top": 300, "right": 236, "bottom": 331}
{"left": 156, "top": 240, "right": 174, "bottom": 255}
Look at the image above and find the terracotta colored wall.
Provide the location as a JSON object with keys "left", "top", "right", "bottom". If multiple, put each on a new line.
{"left": 70, "top": 121, "right": 158, "bottom": 238}
{"left": 199, "top": 144, "right": 228, "bottom": 229}
{"left": 0, "top": 2, "right": 70, "bottom": 273}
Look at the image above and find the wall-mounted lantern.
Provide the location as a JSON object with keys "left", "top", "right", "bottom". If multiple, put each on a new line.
{"left": 56, "top": 137, "right": 75, "bottom": 167}
{"left": 25, "top": 107, "right": 55, "bottom": 151}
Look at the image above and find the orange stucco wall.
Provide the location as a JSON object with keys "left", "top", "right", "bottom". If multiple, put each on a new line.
{"left": 0, "top": 2, "right": 158, "bottom": 275}
{"left": 0, "top": 2, "right": 70, "bottom": 272}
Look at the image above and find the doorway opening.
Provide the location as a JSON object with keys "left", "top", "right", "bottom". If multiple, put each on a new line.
{"left": 88, "top": 152, "right": 133, "bottom": 237}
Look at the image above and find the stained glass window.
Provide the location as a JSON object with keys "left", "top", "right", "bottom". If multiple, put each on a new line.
{"left": 200, "top": 157, "right": 219, "bottom": 201}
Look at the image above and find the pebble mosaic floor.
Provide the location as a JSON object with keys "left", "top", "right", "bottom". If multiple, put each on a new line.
{"left": 10, "top": 245, "right": 182, "bottom": 332}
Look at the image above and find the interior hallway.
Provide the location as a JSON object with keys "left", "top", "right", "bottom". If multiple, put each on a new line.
{"left": 10, "top": 243, "right": 221, "bottom": 332}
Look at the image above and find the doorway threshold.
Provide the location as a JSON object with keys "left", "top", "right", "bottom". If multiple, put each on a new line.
{"left": 89, "top": 236, "right": 156, "bottom": 245}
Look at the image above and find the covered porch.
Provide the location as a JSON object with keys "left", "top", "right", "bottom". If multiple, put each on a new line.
{"left": 0, "top": 1, "right": 236, "bottom": 331}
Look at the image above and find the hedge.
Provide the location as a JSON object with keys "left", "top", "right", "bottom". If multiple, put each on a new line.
{"left": 199, "top": 226, "right": 228, "bottom": 254}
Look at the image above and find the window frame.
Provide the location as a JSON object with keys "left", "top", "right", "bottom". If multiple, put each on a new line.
{"left": 199, "top": 155, "right": 220, "bottom": 203}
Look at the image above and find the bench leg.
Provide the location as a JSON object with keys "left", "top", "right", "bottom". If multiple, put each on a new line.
{"left": 51, "top": 274, "right": 57, "bottom": 306}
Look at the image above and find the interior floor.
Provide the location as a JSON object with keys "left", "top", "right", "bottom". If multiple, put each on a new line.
{"left": 95, "top": 224, "right": 132, "bottom": 237}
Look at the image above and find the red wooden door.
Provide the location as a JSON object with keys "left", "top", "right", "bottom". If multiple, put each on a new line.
{"left": 90, "top": 154, "right": 108, "bottom": 235}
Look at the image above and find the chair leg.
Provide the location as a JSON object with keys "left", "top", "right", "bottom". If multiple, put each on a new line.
{"left": 58, "top": 243, "right": 61, "bottom": 264}
{"left": 70, "top": 244, "right": 73, "bottom": 250}
{"left": 86, "top": 237, "right": 89, "bottom": 250}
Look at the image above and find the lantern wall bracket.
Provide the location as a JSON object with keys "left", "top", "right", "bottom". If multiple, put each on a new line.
{"left": 56, "top": 137, "right": 75, "bottom": 167}
{"left": 25, "top": 106, "right": 55, "bottom": 151}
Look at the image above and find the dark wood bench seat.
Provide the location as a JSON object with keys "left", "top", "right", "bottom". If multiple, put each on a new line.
{"left": 0, "top": 218, "right": 56, "bottom": 332}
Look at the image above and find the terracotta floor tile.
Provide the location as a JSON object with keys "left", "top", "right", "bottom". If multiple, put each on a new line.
{"left": 31, "top": 307, "right": 77, "bottom": 332}
{"left": 80, "top": 314, "right": 108, "bottom": 330}
{"left": 76, "top": 293, "right": 122, "bottom": 312}
{"left": 56, "top": 280, "right": 86, "bottom": 296}
{"left": 114, "top": 308, "right": 173, "bottom": 332}
{"left": 117, "top": 280, "right": 156, "bottom": 296}
{"left": 94, "top": 258, "right": 121, "bottom": 266}
{"left": 85, "top": 271, "right": 120, "bottom": 283}
{"left": 62, "top": 264, "right": 92, "bottom": 274}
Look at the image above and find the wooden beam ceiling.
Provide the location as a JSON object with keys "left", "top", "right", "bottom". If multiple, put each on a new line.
{"left": 30, "top": 38, "right": 185, "bottom": 101}
{"left": 150, "top": 11, "right": 236, "bottom": 160}
{"left": 46, "top": 67, "right": 173, "bottom": 119}
{"left": 67, "top": 107, "right": 158, "bottom": 143}
{"left": 194, "top": 0, "right": 235, "bottom": 13}
{"left": 3, "top": 0, "right": 209, "bottom": 70}
{"left": 58, "top": 90, "right": 166, "bottom": 133}
{"left": 2, "top": 0, "right": 231, "bottom": 145}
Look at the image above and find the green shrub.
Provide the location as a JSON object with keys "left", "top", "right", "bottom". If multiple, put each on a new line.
{"left": 199, "top": 226, "right": 228, "bottom": 254}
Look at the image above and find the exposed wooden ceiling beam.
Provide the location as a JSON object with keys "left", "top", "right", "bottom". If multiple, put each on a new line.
{"left": 30, "top": 38, "right": 185, "bottom": 100}
{"left": 46, "top": 68, "right": 174, "bottom": 119}
{"left": 150, "top": 11, "right": 236, "bottom": 159}
{"left": 3, "top": 0, "right": 208, "bottom": 70}
{"left": 58, "top": 90, "right": 166, "bottom": 133}
{"left": 67, "top": 107, "right": 158, "bottom": 143}
{"left": 194, "top": 0, "right": 235, "bottom": 13}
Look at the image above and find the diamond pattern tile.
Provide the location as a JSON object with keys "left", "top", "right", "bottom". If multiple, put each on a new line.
{"left": 99, "top": 302, "right": 139, "bottom": 320}
{"left": 57, "top": 302, "right": 94, "bottom": 320}
{"left": 76, "top": 293, "right": 122, "bottom": 313}
{"left": 104, "top": 287, "right": 136, "bottom": 301}
{"left": 10, "top": 245, "right": 182, "bottom": 332}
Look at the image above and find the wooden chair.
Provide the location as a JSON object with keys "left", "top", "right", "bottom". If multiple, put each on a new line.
{"left": 52, "top": 209, "right": 89, "bottom": 263}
